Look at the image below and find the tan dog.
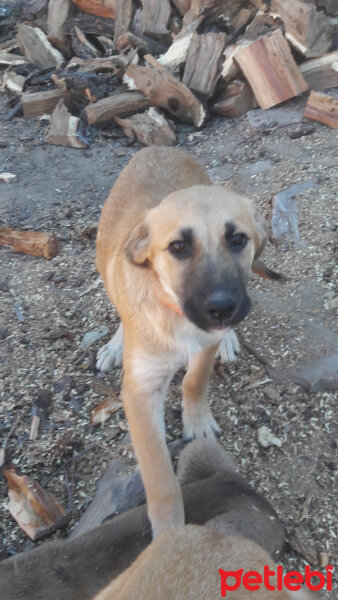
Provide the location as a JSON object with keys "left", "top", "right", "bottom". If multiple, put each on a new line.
{"left": 93, "top": 525, "right": 315, "bottom": 600}
{"left": 96, "top": 147, "right": 281, "bottom": 537}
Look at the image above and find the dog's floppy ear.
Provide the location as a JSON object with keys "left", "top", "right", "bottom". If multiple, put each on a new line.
{"left": 124, "top": 220, "right": 150, "bottom": 266}
{"left": 252, "top": 210, "right": 284, "bottom": 281}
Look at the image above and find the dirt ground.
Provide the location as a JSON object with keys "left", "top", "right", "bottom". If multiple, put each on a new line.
{"left": 0, "top": 92, "right": 337, "bottom": 596}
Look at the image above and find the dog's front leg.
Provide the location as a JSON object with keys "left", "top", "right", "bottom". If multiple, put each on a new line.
{"left": 182, "top": 343, "right": 221, "bottom": 441}
{"left": 122, "top": 351, "right": 184, "bottom": 538}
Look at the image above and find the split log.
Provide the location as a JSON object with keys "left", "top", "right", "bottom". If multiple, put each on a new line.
{"left": 220, "top": 42, "right": 250, "bottom": 85}
{"left": 71, "top": 0, "right": 115, "bottom": 18}
{"left": 22, "top": 89, "right": 67, "bottom": 118}
{"left": 141, "top": 0, "right": 171, "bottom": 38}
{"left": 124, "top": 55, "right": 205, "bottom": 127}
{"left": 115, "top": 108, "right": 176, "bottom": 146}
{"left": 113, "top": 0, "right": 133, "bottom": 44}
{"left": 0, "top": 228, "right": 60, "bottom": 259}
{"left": 4, "top": 466, "right": 67, "bottom": 540}
{"left": 18, "top": 24, "right": 64, "bottom": 69}
{"left": 231, "top": 6, "right": 257, "bottom": 32}
{"left": 45, "top": 100, "right": 88, "bottom": 148}
{"left": 244, "top": 10, "right": 282, "bottom": 39}
{"left": 304, "top": 90, "right": 338, "bottom": 129}
{"left": 299, "top": 51, "right": 338, "bottom": 91}
{"left": 182, "top": 32, "right": 227, "bottom": 101}
{"left": 211, "top": 80, "right": 257, "bottom": 117}
{"left": 0, "top": 52, "right": 27, "bottom": 66}
{"left": 47, "top": 0, "right": 70, "bottom": 51}
{"left": 84, "top": 91, "right": 149, "bottom": 124}
{"left": 234, "top": 29, "right": 309, "bottom": 110}
{"left": 270, "top": 0, "right": 333, "bottom": 58}
{"left": 158, "top": 33, "right": 193, "bottom": 71}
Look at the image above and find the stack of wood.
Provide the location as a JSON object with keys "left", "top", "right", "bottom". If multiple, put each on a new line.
{"left": 1, "top": 0, "right": 337, "bottom": 148}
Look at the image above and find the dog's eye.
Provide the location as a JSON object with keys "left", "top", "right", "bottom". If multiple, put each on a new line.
{"left": 230, "top": 233, "right": 248, "bottom": 249}
{"left": 168, "top": 240, "right": 185, "bottom": 255}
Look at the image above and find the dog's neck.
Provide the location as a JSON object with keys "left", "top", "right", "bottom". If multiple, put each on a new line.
{"left": 155, "top": 287, "right": 183, "bottom": 317}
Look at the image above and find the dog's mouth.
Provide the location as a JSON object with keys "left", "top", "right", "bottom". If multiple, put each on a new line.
{"left": 183, "top": 292, "right": 251, "bottom": 333}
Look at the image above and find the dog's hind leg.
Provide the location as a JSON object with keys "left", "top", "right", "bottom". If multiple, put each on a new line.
{"left": 216, "top": 329, "right": 240, "bottom": 363}
{"left": 182, "top": 343, "right": 221, "bottom": 442}
{"left": 96, "top": 323, "right": 123, "bottom": 371}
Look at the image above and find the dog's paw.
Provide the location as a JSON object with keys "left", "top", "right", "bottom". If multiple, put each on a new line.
{"left": 217, "top": 329, "right": 240, "bottom": 363}
{"left": 96, "top": 325, "right": 123, "bottom": 372}
{"left": 183, "top": 408, "right": 221, "bottom": 442}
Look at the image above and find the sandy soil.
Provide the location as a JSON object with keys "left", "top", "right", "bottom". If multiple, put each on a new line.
{"left": 0, "top": 93, "right": 337, "bottom": 596}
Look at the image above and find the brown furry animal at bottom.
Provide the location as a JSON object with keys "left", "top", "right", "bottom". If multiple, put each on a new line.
{"left": 0, "top": 440, "right": 284, "bottom": 600}
{"left": 93, "top": 525, "right": 315, "bottom": 600}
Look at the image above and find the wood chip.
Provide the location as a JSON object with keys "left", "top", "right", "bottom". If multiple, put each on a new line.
{"left": 304, "top": 90, "right": 338, "bottom": 129}
{"left": 0, "top": 227, "right": 60, "bottom": 259}
{"left": 234, "top": 29, "right": 309, "bottom": 110}
{"left": 45, "top": 99, "right": 87, "bottom": 148}
{"left": 4, "top": 466, "right": 68, "bottom": 540}
{"left": 115, "top": 107, "right": 176, "bottom": 146}
{"left": 91, "top": 397, "right": 122, "bottom": 426}
{"left": 19, "top": 23, "right": 64, "bottom": 69}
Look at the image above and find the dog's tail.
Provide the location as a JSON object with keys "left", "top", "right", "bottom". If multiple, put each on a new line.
{"left": 177, "top": 439, "right": 238, "bottom": 485}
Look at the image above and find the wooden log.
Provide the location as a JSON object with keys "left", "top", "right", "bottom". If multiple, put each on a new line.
{"left": 84, "top": 91, "right": 150, "bottom": 124}
{"left": 211, "top": 80, "right": 257, "bottom": 117}
{"left": 234, "top": 29, "right": 309, "bottom": 110}
{"left": 125, "top": 55, "right": 205, "bottom": 127}
{"left": 270, "top": 0, "right": 333, "bottom": 58}
{"left": 22, "top": 89, "right": 67, "bottom": 118}
{"left": 115, "top": 108, "right": 176, "bottom": 146}
{"left": 299, "top": 51, "right": 338, "bottom": 91}
{"left": 113, "top": 0, "right": 133, "bottom": 44}
{"left": 182, "top": 32, "right": 227, "bottom": 101}
{"left": 47, "top": 0, "right": 70, "bottom": 51}
{"left": 304, "top": 90, "right": 338, "bottom": 129}
{"left": 18, "top": 24, "right": 64, "bottom": 69}
{"left": 220, "top": 42, "right": 250, "bottom": 85}
{"left": 141, "top": 0, "right": 171, "bottom": 38}
{"left": 0, "top": 228, "right": 60, "bottom": 259}
{"left": 45, "top": 100, "right": 87, "bottom": 148}
{"left": 231, "top": 6, "right": 257, "bottom": 32}
{"left": 71, "top": 0, "right": 115, "bottom": 18}
{"left": 4, "top": 466, "right": 67, "bottom": 540}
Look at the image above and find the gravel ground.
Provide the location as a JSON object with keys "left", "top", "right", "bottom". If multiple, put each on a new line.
{"left": 0, "top": 93, "right": 337, "bottom": 597}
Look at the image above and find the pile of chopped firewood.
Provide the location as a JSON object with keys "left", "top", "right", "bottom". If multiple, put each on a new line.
{"left": 1, "top": 0, "right": 337, "bottom": 148}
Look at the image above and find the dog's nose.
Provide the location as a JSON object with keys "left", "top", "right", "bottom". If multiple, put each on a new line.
{"left": 205, "top": 291, "right": 237, "bottom": 324}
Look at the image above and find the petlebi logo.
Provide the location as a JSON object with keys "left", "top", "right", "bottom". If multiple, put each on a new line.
{"left": 219, "top": 564, "right": 334, "bottom": 596}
